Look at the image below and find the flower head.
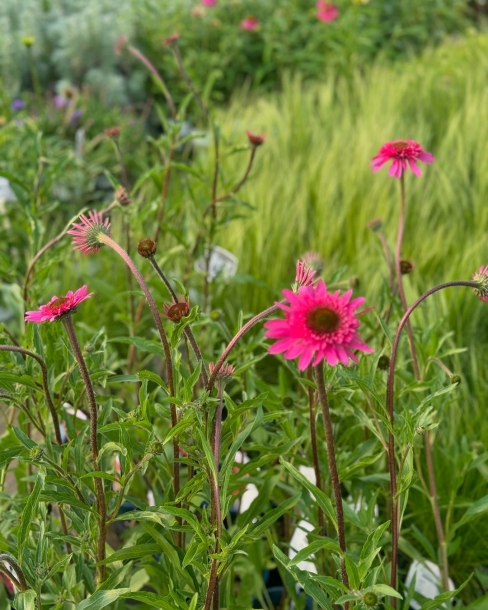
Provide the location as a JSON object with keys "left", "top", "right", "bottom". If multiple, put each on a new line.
{"left": 473, "top": 265, "right": 488, "bottom": 302}
{"left": 137, "top": 238, "right": 157, "bottom": 258}
{"left": 264, "top": 280, "right": 373, "bottom": 370}
{"left": 316, "top": 2, "right": 339, "bottom": 22}
{"left": 246, "top": 130, "right": 266, "bottom": 146}
{"left": 301, "top": 250, "right": 324, "bottom": 274}
{"left": 104, "top": 126, "right": 120, "bottom": 138}
{"left": 67, "top": 210, "right": 111, "bottom": 255}
{"left": 115, "top": 186, "right": 132, "bottom": 206}
{"left": 293, "top": 260, "right": 317, "bottom": 292}
{"left": 240, "top": 16, "right": 259, "bottom": 30}
{"left": 201, "top": 0, "right": 216, "bottom": 5}
{"left": 209, "top": 361, "right": 235, "bottom": 387}
{"left": 162, "top": 297, "right": 190, "bottom": 322}
{"left": 25, "top": 286, "right": 93, "bottom": 323}
{"left": 371, "top": 140, "right": 435, "bottom": 178}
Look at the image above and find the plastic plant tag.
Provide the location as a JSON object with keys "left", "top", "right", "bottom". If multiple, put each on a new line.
{"left": 0, "top": 177, "right": 16, "bottom": 202}
{"left": 289, "top": 519, "right": 317, "bottom": 574}
{"left": 405, "top": 559, "right": 455, "bottom": 609}
{"left": 195, "top": 246, "right": 238, "bottom": 281}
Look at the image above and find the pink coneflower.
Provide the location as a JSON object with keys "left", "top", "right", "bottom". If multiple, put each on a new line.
{"left": 264, "top": 280, "right": 373, "bottom": 370}
{"left": 209, "top": 361, "right": 235, "bottom": 386}
{"left": 473, "top": 265, "right": 488, "bottom": 303}
{"left": 293, "top": 260, "right": 316, "bottom": 292}
{"left": 25, "top": 286, "right": 93, "bottom": 323}
{"left": 201, "top": 0, "right": 216, "bottom": 5}
{"left": 316, "top": 1, "right": 339, "bottom": 22}
{"left": 371, "top": 140, "right": 435, "bottom": 178}
{"left": 67, "top": 210, "right": 111, "bottom": 255}
{"left": 240, "top": 16, "right": 259, "bottom": 30}
{"left": 162, "top": 297, "right": 190, "bottom": 322}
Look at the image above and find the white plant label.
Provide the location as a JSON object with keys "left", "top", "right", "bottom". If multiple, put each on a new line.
{"left": 195, "top": 246, "right": 238, "bottom": 281}
{"left": 405, "top": 559, "right": 455, "bottom": 609}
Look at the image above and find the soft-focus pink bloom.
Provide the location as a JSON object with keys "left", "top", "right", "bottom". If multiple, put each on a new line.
{"left": 25, "top": 286, "right": 93, "bottom": 323}
{"left": 473, "top": 265, "right": 488, "bottom": 303}
{"left": 294, "top": 260, "right": 317, "bottom": 290}
{"left": 67, "top": 210, "right": 111, "bottom": 255}
{"left": 316, "top": 2, "right": 339, "bottom": 22}
{"left": 371, "top": 140, "right": 435, "bottom": 178}
{"left": 201, "top": 0, "right": 216, "bottom": 5}
{"left": 264, "top": 280, "right": 373, "bottom": 370}
{"left": 240, "top": 16, "right": 259, "bottom": 30}
{"left": 162, "top": 32, "right": 179, "bottom": 46}
{"left": 246, "top": 130, "right": 266, "bottom": 146}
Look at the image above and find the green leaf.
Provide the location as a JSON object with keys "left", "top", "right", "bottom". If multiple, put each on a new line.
{"left": 0, "top": 372, "right": 39, "bottom": 391}
{"left": 12, "top": 590, "right": 37, "bottom": 610}
{"left": 368, "top": 584, "right": 403, "bottom": 599}
{"left": 121, "top": 592, "right": 176, "bottom": 610}
{"left": 76, "top": 588, "right": 131, "bottom": 610}
{"left": 96, "top": 544, "right": 161, "bottom": 565}
{"left": 250, "top": 493, "right": 301, "bottom": 537}
{"left": 453, "top": 494, "right": 488, "bottom": 531}
{"left": 11, "top": 426, "right": 37, "bottom": 450}
{"left": 19, "top": 469, "right": 45, "bottom": 554}
{"left": 419, "top": 575, "right": 472, "bottom": 609}
{"left": 273, "top": 545, "right": 334, "bottom": 610}
{"left": 280, "top": 459, "right": 338, "bottom": 530}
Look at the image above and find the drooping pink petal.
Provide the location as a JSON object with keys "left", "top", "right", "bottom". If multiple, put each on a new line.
{"left": 371, "top": 139, "right": 435, "bottom": 179}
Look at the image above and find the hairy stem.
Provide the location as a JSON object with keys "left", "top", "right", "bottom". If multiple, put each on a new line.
{"left": 62, "top": 316, "right": 106, "bottom": 581}
{"left": 206, "top": 304, "right": 279, "bottom": 392}
{"left": 386, "top": 279, "right": 478, "bottom": 601}
{"left": 314, "top": 363, "right": 349, "bottom": 591}
{"left": 97, "top": 233, "right": 180, "bottom": 507}
{"left": 307, "top": 366, "right": 325, "bottom": 534}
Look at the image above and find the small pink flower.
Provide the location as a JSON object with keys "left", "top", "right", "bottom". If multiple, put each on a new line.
{"left": 264, "top": 280, "right": 373, "bottom": 370}
{"left": 209, "top": 361, "right": 235, "bottom": 386}
{"left": 473, "top": 265, "right": 488, "bottom": 303}
{"left": 25, "top": 286, "right": 93, "bottom": 323}
{"left": 294, "top": 260, "right": 317, "bottom": 291}
{"left": 201, "top": 0, "right": 216, "bottom": 5}
{"left": 371, "top": 140, "right": 435, "bottom": 178}
{"left": 67, "top": 210, "right": 111, "bottom": 255}
{"left": 316, "top": 2, "right": 339, "bottom": 22}
{"left": 240, "top": 16, "right": 259, "bottom": 30}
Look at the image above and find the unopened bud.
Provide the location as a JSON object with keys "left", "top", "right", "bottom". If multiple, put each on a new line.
{"left": 137, "top": 239, "right": 157, "bottom": 258}
{"left": 415, "top": 426, "right": 426, "bottom": 435}
{"left": 209, "top": 362, "right": 235, "bottom": 387}
{"left": 115, "top": 186, "right": 132, "bottom": 206}
{"left": 149, "top": 440, "right": 164, "bottom": 455}
{"left": 472, "top": 265, "right": 488, "bottom": 302}
{"left": 29, "top": 447, "right": 44, "bottom": 461}
{"left": 400, "top": 260, "right": 415, "bottom": 275}
{"left": 246, "top": 130, "right": 266, "bottom": 146}
{"left": 210, "top": 309, "right": 222, "bottom": 321}
{"left": 162, "top": 298, "right": 190, "bottom": 322}
{"left": 162, "top": 32, "right": 180, "bottom": 46}
{"left": 282, "top": 396, "right": 294, "bottom": 408}
{"left": 84, "top": 343, "right": 95, "bottom": 353}
{"left": 367, "top": 218, "right": 383, "bottom": 232}
{"left": 22, "top": 36, "right": 35, "bottom": 47}
{"left": 362, "top": 591, "right": 379, "bottom": 607}
{"left": 450, "top": 374, "right": 461, "bottom": 385}
{"left": 377, "top": 355, "right": 390, "bottom": 371}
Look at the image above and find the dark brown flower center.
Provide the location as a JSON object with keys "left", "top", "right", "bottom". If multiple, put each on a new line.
{"left": 50, "top": 297, "right": 69, "bottom": 308}
{"left": 306, "top": 307, "right": 340, "bottom": 334}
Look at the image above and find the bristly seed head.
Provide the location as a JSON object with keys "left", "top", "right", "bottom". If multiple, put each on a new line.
{"left": 162, "top": 297, "right": 190, "bottom": 322}
{"left": 137, "top": 239, "right": 157, "bottom": 258}
{"left": 473, "top": 265, "right": 488, "bottom": 302}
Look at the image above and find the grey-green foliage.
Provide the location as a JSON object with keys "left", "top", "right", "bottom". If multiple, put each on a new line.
{"left": 0, "top": 0, "right": 136, "bottom": 104}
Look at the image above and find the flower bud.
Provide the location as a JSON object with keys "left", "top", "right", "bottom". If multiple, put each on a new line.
{"left": 246, "top": 130, "right": 266, "bottom": 146}
{"left": 104, "top": 126, "right": 120, "bottom": 138}
{"left": 450, "top": 374, "right": 461, "bottom": 385}
{"left": 162, "top": 32, "right": 180, "bottom": 46}
{"left": 209, "top": 361, "right": 235, "bottom": 387}
{"left": 84, "top": 343, "right": 95, "bottom": 353}
{"left": 367, "top": 218, "right": 383, "bottom": 232}
{"left": 29, "top": 447, "right": 44, "bottom": 461}
{"left": 472, "top": 265, "right": 488, "bottom": 302}
{"left": 22, "top": 36, "right": 35, "bottom": 47}
{"left": 377, "top": 355, "right": 390, "bottom": 371}
{"left": 362, "top": 591, "right": 379, "bottom": 608}
{"left": 210, "top": 309, "right": 222, "bottom": 321}
{"left": 137, "top": 239, "right": 157, "bottom": 258}
{"left": 115, "top": 186, "right": 132, "bottom": 207}
{"left": 400, "top": 260, "right": 415, "bottom": 275}
{"left": 282, "top": 396, "right": 294, "bottom": 408}
{"left": 162, "top": 298, "right": 190, "bottom": 322}
{"left": 149, "top": 440, "right": 164, "bottom": 455}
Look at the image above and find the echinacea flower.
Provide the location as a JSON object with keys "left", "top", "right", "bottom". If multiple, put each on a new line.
{"left": 473, "top": 265, "right": 488, "bottom": 302}
{"left": 316, "top": 1, "right": 339, "bottom": 22}
{"left": 201, "top": 0, "right": 216, "bottom": 5}
{"left": 264, "top": 280, "right": 373, "bottom": 370}
{"left": 293, "top": 260, "right": 316, "bottom": 292}
{"left": 25, "top": 286, "right": 93, "bottom": 323}
{"left": 67, "top": 210, "right": 111, "bottom": 254}
{"left": 240, "top": 16, "right": 259, "bottom": 30}
{"left": 371, "top": 140, "right": 435, "bottom": 178}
